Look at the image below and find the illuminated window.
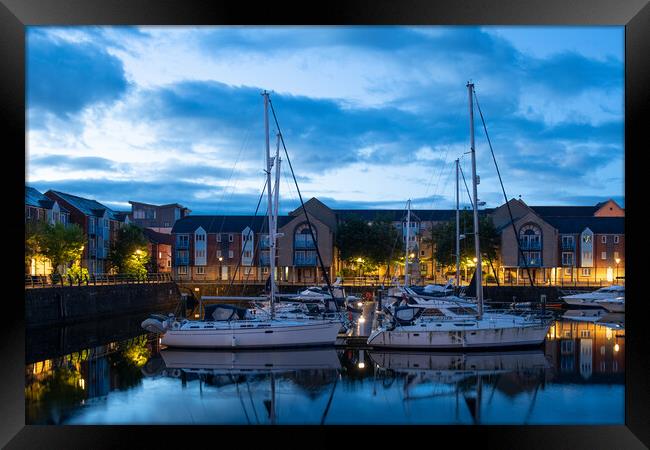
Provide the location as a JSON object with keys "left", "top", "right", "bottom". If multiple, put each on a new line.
{"left": 601, "top": 252, "right": 607, "bottom": 260}
{"left": 196, "top": 267, "right": 205, "bottom": 275}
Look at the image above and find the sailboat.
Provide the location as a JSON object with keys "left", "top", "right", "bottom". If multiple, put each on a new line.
{"left": 367, "top": 82, "right": 554, "bottom": 349}
{"left": 142, "top": 91, "right": 341, "bottom": 348}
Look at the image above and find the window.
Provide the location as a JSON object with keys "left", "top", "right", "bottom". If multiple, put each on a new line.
{"left": 196, "top": 266, "right": 205, "bottom": 275}
{"left": 582, "top": 252, "right": 592, "bottom": 261}
{"left": 217, "top": 234, "right": 221, "bottom": 242}
{"left": 421, "top": 250, "right": 425, "bottom": 256}
{"left": 244, "top": 250, "right": 252, "bottom": 258}
{"left": 134, "top": 209, "right": 145, "bottom": 219}
{"left": 244, "top": 267, "right": 253, "bottom": 275}
{"left": 601, "top": 235, "right": 607, "bottom": 243}
{"left": 614, "top": 251, "right": 619, "bottom": 260}
{"left": 195, "top": 234, "right": 205, "bottom": 242}
{"left": 562, "top": 252, "right": 574, "bottom": 266}
{"left": 614, "top": 235, "right": 619, "bottom": 244}
{"left": 601, "top": 252, "right": 607, "bottom": 260}
{"left": 581, "top": 268, "right": 591, "bottom": 276}
{"left": 217, "top": 250, "right": 222, "bottom": 258}
{"left": 228, "top": 234, "right": 233, "bottom": 242}
{"left": 167, "top": 260, "right": 171, "bottom": 267}
{"left": 178, "top": 266, "right": 188, "bottom": 275}
{"left": 580, "top": 330, "right": 591, "bottom": 338}
{"left": 159, "top": 252, "right": 162, "bottom": 259}
{"left": 228, "top": 250, "right": 234, "bottom": 259}
{"left": 263, "top": 267, "right": 269, "bottom": 274}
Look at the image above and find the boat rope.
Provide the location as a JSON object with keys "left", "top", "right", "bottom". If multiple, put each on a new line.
{"left": 472, "top": 87, "right": 534, "bottom": 287}
{"left": 268, "top": 97, "right": 337, "bottom": 310}
{"left": 458, "top": 164, "right": 474, "bottom": 209}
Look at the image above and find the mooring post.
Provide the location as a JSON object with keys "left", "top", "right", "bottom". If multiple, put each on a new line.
{"left": 541, "top": 294, "right": 546, "bottom": 317}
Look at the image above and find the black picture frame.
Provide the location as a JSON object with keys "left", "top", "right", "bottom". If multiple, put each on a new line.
{"left": 2, "top": 0, "right": 648, "bottom": 447}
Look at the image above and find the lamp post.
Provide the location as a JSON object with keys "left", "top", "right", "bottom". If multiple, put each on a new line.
{"left": 356, "top": 257, "right": 363, "bottom": 280}
{"left": 615, "top": 257, "right": 620, "bottom": 284}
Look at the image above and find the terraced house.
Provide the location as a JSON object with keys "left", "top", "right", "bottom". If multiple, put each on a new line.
{"left": 45, "top": 190, "right": 130, "bottom": 275}
{"left": 25, "top": 186, "right": 71, "bottom": 275}
{"left": 491, "top": 198, "right": 624, "bottom": 285}
{"left": 171, "top": 199, "right": 335, "bottom": 283}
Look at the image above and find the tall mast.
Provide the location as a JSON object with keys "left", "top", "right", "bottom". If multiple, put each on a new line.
{"left": 273, "top": 132, "right": 281, "bottom": 284}
{"left": 404, "top": 199, "right": 411, "bottom": 287}
{"left": 455, "top": 159, "right": 460, "bottom": 289}
{"left": 263, "top": 90, "right": 276, "bottom": 317}
{"left": 467, "top": 82, "right": 483, "bottom": 318}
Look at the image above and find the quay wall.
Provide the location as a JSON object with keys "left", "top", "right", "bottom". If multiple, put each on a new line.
{"left": 483, "top": 285, "right": 599, "bottom": 303}
{"left": 25, "top": 282, "right": 181, "bottom": 328}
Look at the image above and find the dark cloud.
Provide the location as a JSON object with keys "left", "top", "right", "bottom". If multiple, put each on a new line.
{"left": 29, "top": 154, "right": 117, "bottom": 171}
{"left": 26, "top": 28, "right": 129, "bottom": 119}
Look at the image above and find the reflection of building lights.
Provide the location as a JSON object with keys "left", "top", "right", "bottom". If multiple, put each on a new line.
{"left": 614, "top": 344, "right": 620, "bottom": 352}
{"left": 79, "top": 378, "right": 85, "bottom": 389}
{"left": 358, "top": 362, "right": 365, "bottom": 369}
{"left": 359, "top": 317, "right": 366, "bottom": 323}
{"left": 357, "top": 302, "right": 363, "bottom": 308}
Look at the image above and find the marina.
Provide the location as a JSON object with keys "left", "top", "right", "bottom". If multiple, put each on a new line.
{"left": 25, "top": 307, "right": 625, "bottom": 425}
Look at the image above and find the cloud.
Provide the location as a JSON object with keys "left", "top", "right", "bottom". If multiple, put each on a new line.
{"left": 26, "top": 26, "right": 624, "bottom": 210}
{"left": 26, "top": 28, "right": 129, "bottom": 119}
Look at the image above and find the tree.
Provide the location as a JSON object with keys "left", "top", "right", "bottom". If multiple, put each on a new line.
{"left": 335, "top": 214, "right": 404, "bottom": 275}
{"left": 25, "top": 220, "right": 48, "bottom": 272}
{"left": 109, "top": 225, "right": 150, "bottom": 277}
{"left": 426, "top": 210, "right": 500, "bottom": 278}
{"left": 38, "top": 223, "right": 85, "bottom": 276}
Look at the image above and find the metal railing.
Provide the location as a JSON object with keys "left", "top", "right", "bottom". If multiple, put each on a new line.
{"left": 25, "top": 272, "right": 173, "bottom": 288}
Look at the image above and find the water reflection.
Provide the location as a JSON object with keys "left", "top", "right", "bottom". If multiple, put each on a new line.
{"left": 25, "top": 319, "right": 624, "bottom": 425}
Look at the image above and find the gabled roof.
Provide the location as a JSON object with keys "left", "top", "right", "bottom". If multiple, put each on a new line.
{"left": 129, "top": 200, "right": 190, "bottom": 211}
{"left": 25, "top": 186, "right": 69, "bottom": 213}
{"left": 530, "top": 205, "right": 599, "bottom": 218}
{"left": 171, "top": 215, "right": 292, "bottom": 234}
{"left": 143, "top": 227, "right": 174, "bottom": 245}
{"left": 333, "top": 208, "right": 493, "bottom": 222}
{"left": 544, "top": 217, "right": 624, "bottom": 234}
{"left": 46, "top": 190, "right": 119, "bottom": 220}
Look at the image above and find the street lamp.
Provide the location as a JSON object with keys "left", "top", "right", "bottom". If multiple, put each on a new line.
{"left": 615, "top": 257, "right": 620, "bottom": 283}
{"left": 356, "top": 257, "right": 363, "bottom": 278}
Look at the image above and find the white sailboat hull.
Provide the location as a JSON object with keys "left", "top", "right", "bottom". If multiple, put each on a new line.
{"left": 161, "top": 320, "right": 342, "bottom": 348}
{"left": 160, "top": 347, "right": 341, "bottom": 371}
{"left": 367, "top": 322, "right": 550, "bottom": 349}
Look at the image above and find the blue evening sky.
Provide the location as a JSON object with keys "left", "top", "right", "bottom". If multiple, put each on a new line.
{"left": 25, "top": 26, "right": 624, "bottom": 214}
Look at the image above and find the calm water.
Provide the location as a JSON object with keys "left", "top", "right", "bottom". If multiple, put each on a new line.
{"left": 26, "top": 315, "right": 625, "bottom": 425}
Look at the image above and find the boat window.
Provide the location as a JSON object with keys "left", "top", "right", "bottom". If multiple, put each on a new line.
{"left": 421, "top": 308, "right": 445, "bottom": 316}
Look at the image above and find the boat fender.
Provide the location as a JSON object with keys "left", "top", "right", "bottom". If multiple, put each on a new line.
{"left": 172, "top": 321, "right": 181, "bottom": 330}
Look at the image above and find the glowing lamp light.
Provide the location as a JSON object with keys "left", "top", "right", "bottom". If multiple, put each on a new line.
{"left": 473, "top": 257, "right": 478, "bottom": 263}
{"left": 136, "top": 249, "right": 143, "bottom": 256}
{"left": 615, "top": 258, "right": 621, "bottom": 265}
{"left": 356, "top": 257, "right": 363, "bottom": 263}
{"left": 358, "top": 362, "right": 365, "bottom": 369}
{"left": 194, "top": 287, "right": 200, "bottom": 292}
{"left": 357, "top": 302, "right": 363, "bottom": 308}
{"left": 359, "top": 317, "right": 366, "bottom": 323}
{"left": 194, "top": 313, "right": 200, "bottom": 319}
{"left": 409, "top": 253, "right": 415, "bottom": 258}
{"left": 218, "top": 257, "right": 223, "bottom": 262}
{"left": 614, "top": 344, "right": 620, "bottom": 352}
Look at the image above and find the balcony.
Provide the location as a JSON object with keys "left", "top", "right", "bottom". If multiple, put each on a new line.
{"left": 519, "top": 257, "right": 542, "bottom": 267}
{"left": 294, "top": 235, "right": 316, "bottom": 249}
{"left": 562, "top": 241, "right": 575, "bottom": 250}
{"left": 96, "top": 247, "right": 107, "bottom": 259}
{"left": 295, "top": 253, "right": 317, "bottom": 266}
{"left": 519, "top": 241, "right": 541, "bottom": 250}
